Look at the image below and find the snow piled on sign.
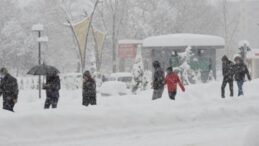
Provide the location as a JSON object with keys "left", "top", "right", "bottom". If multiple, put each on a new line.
{"left": 0, "top": 80, "right": 259, "bottom": 146}
{"left": 143, "top": 33, "right": 225, "bottom": 48}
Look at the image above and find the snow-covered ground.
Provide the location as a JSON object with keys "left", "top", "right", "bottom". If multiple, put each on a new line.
{"left": 0, "top": 80, "right": 259, "bottom": 146}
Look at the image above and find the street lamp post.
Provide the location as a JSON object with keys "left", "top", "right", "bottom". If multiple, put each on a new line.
{"left": 32, "top": 24, "right": 48, "bottom": 99}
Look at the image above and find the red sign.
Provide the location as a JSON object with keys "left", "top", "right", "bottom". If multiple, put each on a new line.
{"left": 118, "top": 44, "right": 137, "bottom": 58}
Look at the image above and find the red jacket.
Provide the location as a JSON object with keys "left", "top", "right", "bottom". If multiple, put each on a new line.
{"left": 165, "top": 72, "right": 185, "bottom": 92}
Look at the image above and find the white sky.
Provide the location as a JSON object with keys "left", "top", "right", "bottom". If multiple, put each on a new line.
{"left": 17, "top": 0, "right": 34, "bottom": 7}
{"left": 18, "top": 0, "right": 259, "bottom": 8}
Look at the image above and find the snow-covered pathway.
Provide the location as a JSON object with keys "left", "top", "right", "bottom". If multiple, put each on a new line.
{"left": 0, "top": 80, "right": 259, "bottom": 146}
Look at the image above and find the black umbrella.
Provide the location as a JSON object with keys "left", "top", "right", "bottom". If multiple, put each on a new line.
{"left": 27, "top": 64, "right": 60, "bottom": 76}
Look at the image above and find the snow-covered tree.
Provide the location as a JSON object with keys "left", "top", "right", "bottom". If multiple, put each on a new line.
{"left": 131, "top": 46, "right": 147, "bottom": 93}
{"left": 177, "top": 47, "right": 196, "bottom": 85}
{"left": 1, "top": 19, "right": 35, "bottom": 75}
{"left": 238, "top": 40, "right": 251, "bottom": 60}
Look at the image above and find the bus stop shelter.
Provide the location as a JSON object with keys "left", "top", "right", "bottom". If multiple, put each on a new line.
{"left": 247, "top": 48, "right": 259, "bottom": 79}
{"left": 142, "top": 33, "right": 225, "bottom": 81}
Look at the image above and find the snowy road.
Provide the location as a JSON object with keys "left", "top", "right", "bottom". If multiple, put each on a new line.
{"left": 0, "top": 80, "right": 259, "bottom": 146}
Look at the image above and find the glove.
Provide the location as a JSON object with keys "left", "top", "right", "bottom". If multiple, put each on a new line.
{"left": 7, "top": 97, "right": 17, "bottom": 103}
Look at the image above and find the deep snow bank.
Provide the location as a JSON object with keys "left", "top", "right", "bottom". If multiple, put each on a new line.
{"left": 0, "top": 80, "right": 259, "bottom": 146}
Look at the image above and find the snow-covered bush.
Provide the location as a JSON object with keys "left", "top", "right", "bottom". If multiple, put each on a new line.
{"left": 173, "top": 46, "right": 214, "bottom": 84}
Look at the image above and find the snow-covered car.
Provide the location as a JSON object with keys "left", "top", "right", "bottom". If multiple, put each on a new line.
{"left": 110, "top": 72, "right": 133, "bottom": 89}
{"left": 99, "top": 81, "right": 130, "bottom": 96}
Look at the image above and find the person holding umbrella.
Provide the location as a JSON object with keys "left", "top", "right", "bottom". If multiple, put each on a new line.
{"left": 27, "top": 63, "right": 60, "bottom": 108}
{"left": 0, "top": 68, "right": 19, "bottom": 112}
{"left": 43, "top": 73, "right": 61, "bottom": 109}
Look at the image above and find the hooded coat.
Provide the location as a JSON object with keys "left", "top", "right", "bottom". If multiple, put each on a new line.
{"left": 82, "top": 71, "right": 96, "bottom": 106}
{"left": 43, "top": 75, "right": 61, "bottom": 98}
{"left": 152, "top": 61, "right": 165, "bottom": 90}
{"left": 165, "top": 72, "right": 185, "bottom": 92}
{"left": 234, "top": 57, "right": 251, "bottom": 81}
{"left": 0, "top": 73, "right": 19, "bottom": 101}
{"left": 222, "top": 56, "right": 235, "bottom": 81}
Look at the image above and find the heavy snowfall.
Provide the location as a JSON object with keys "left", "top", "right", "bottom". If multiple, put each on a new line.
{"left": 0, "top": 0, "right": 259, "bottom": 146}
{"left": 1, "top": 80, "right": 259, "bottom": 146}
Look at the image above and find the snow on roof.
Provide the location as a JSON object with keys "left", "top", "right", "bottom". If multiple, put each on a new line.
{"left": 247, "top": 48, "right": 259, "bottom": 59}
{"left": 143, "top": 33, "right": 225, "bottom": 49}
{"left": 118, "top": 40, "right": 142, "bottom": 45}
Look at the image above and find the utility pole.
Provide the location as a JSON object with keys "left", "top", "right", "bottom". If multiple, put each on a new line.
{"left": 38, "top": 31, "right": 42, "bottom": 99}
{"left": 32, "top": 24, "right": 48, "bottom": 99}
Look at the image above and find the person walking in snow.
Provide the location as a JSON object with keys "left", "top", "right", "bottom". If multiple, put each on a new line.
{"left": 0, "top": 68, "right": 19, "bottom": 112}
{"left": 82, "top": 71, "right": 96, "bottom": 106}
{"left": 221, "top": 55, "right": 235, "bottom": 98}
{"left": 165, "top": 67, "right": 185, "bottom": 100}
{"left": 43, "top": 73, "right": 61, "bottom": 109}
{"left": 233, "top": 56, "right": 251, "bottom": 96}
{"left": 152, "top": 61, "right": 165, "bottom": 100}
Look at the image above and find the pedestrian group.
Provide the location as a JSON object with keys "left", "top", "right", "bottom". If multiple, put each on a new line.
{"left": 152, "top": 55, "right": 251, "bottom": 101}
{"left": 0, "top": 55, "right": 252, "bottom": 112}
{"left": 221, "top": 55, "right": 251, "bottom": 98}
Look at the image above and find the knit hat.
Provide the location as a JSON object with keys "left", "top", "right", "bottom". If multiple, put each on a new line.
{"left": 167, "top": 67, "right": 173, "bottom": 72}
{"left": 83, "top": 71, "right": 91, "bottom": 78}
{"left": 234, "top": 56, "right": 242, "bottom": 62}
{"left": 221, "top": 55, "right": 228, "bottom": 62}
{"left": 0, "top": 68, "right": 8, "bottom": 75}
{"left": 153, "top": 61, "right": 161, "bottom": 68}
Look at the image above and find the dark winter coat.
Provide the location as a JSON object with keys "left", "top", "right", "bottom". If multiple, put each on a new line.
{"left": 234, "top": 63, "right": 251, "bottom": 81}
{"left": 165, "top": 72, "right": 185, "bottom": 92}
{"left": 0, "top": 74, "right": 19, "bottom": 101}
{"left": 222, "top": 57, "right": 235, "bottom": 81}
{"left": 83, "top": 78, "right": 96, "bottom": 98}
{"left": 153, "top": 65, "right": 165, "bottom": 90}
{"left": 43, "top": 76, "right": 61, "bottom": 98}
